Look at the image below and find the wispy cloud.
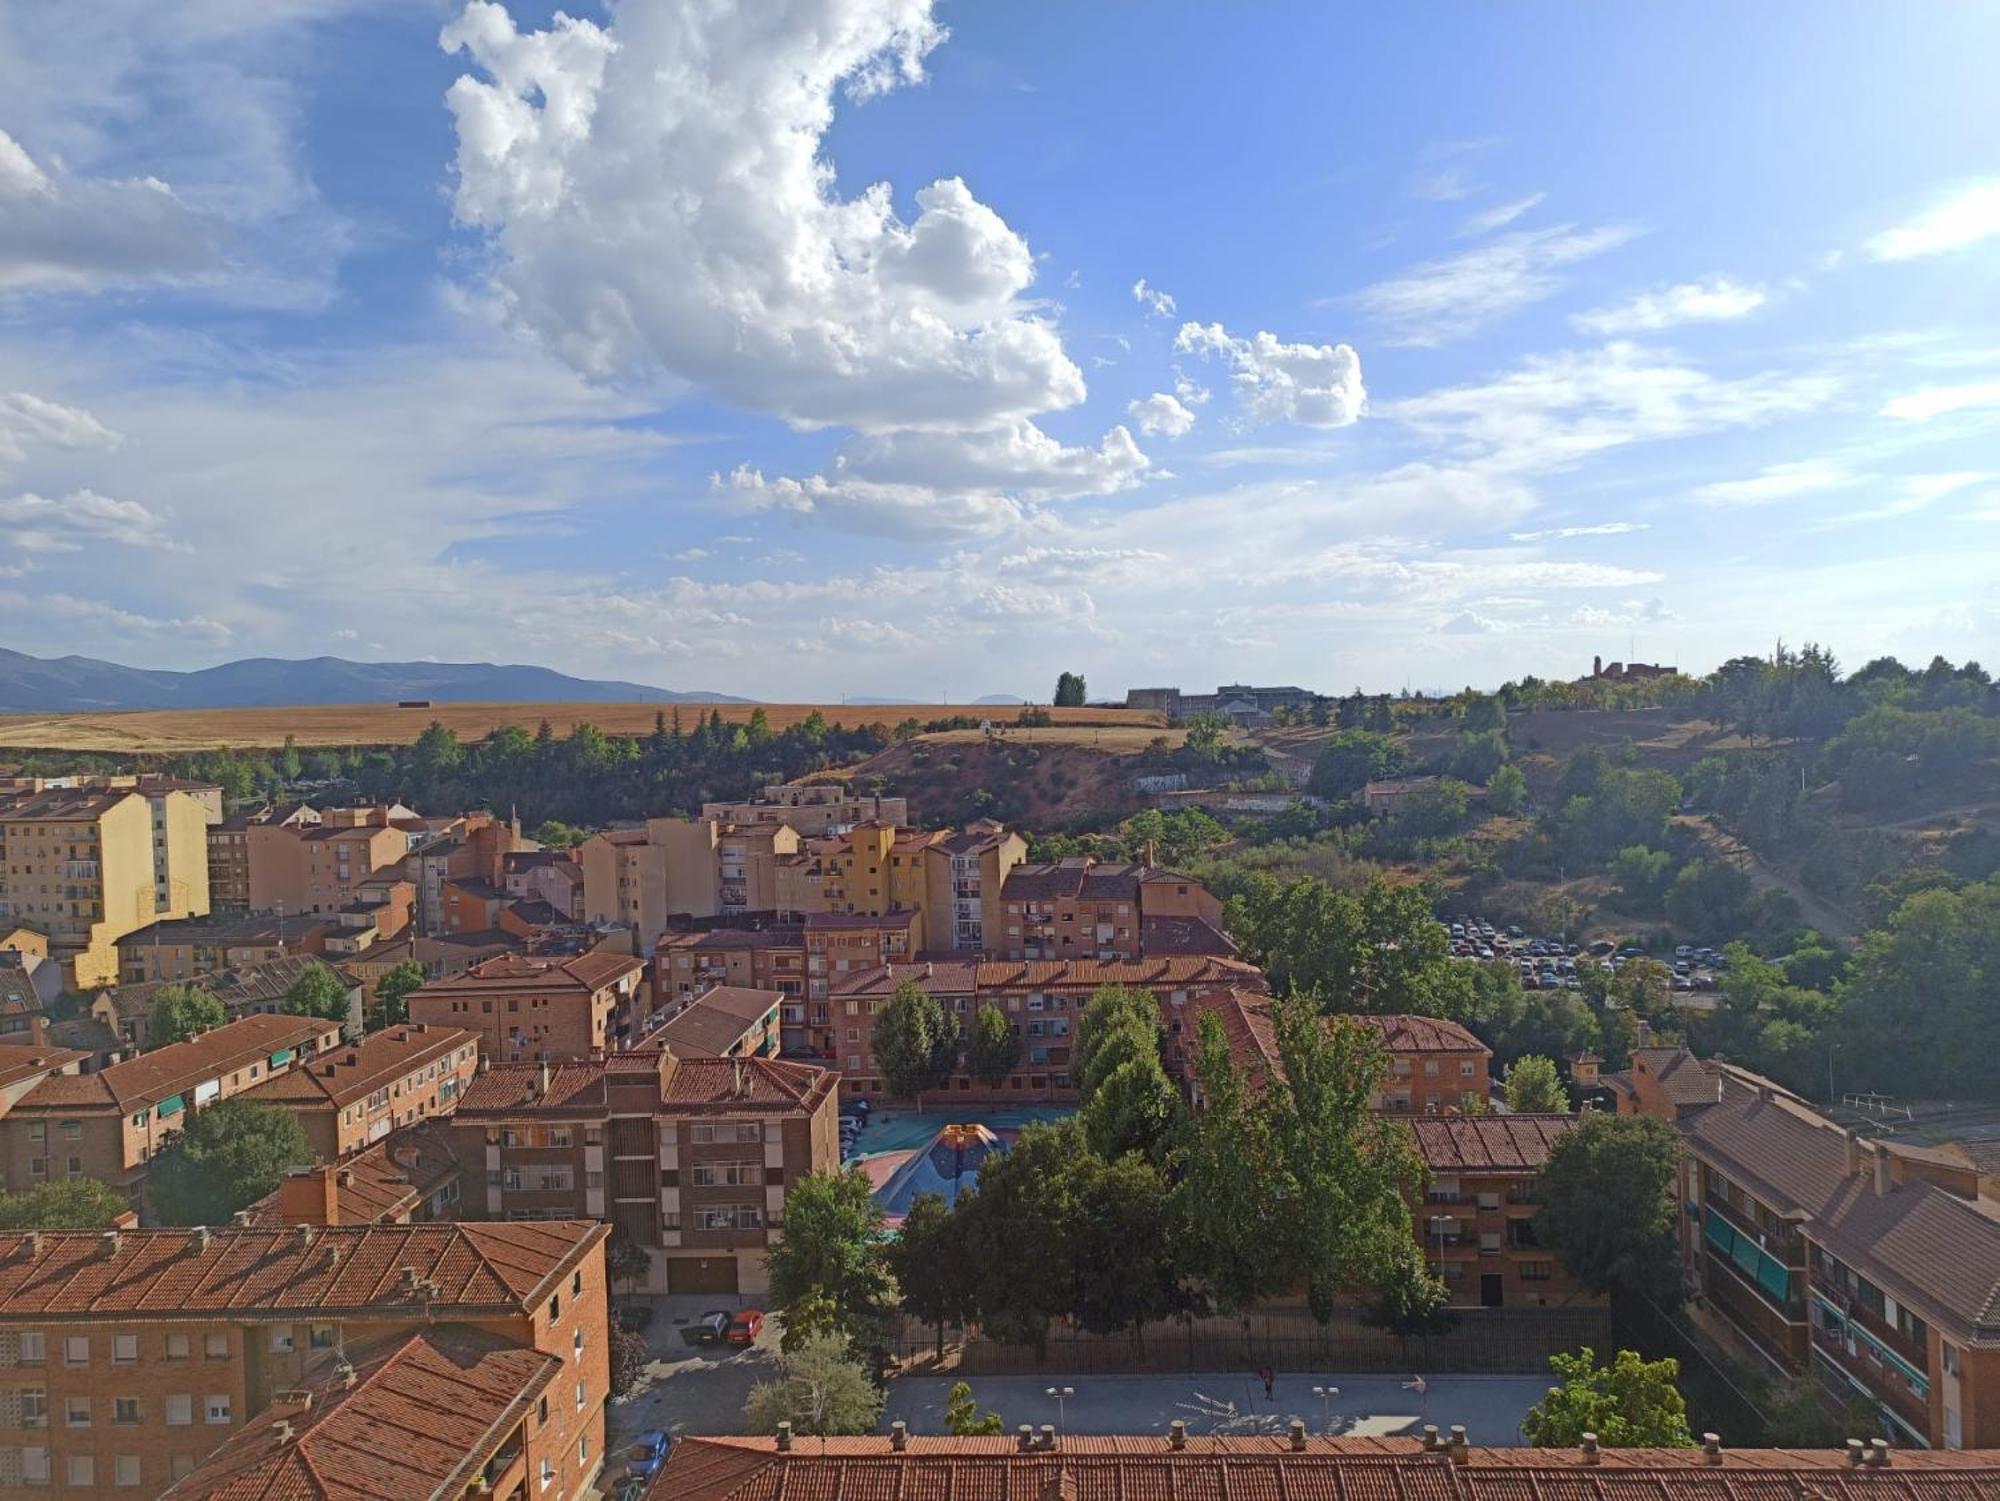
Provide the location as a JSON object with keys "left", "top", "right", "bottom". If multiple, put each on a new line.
{"left": 1509, "top": 521, "right": 1649, "bottom": 541}
{"left": 1353, "top": 224, "right": 1637, "bottom": 345}
{"left": 1692, "top": 460, "right": 1859, "bottom": 506}
{"left": 1879, "top": 381, "right": 2000, "bottom": 422}
{"left": 1571, "top": 276, "right": 1765, "bottom": 336}
{"left": 1866, "top": 180, "right": 2000, "bottom": 261}
{"left": 1458, "top": 193, "right": 1544, "bottom": 237}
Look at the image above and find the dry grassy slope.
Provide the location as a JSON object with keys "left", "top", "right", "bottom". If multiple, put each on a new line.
{"left": 845, "top": 727, "right": 1184, "bottom": 828}
{"left": 0, "top": 701, "right": 1161, "bottom": 754}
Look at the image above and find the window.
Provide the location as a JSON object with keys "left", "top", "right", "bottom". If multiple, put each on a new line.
{"left": 62, "top": 1336, "right": 88, "bottom": 1367}
{"left": 1459, "top": 1060, "right": 1476, "bottom": 1076}
{"left": 65, "top": 1456, "right": 93, "bottom": 1488}
{"left": 573, "top": 1327, "right": 586, "bottom": 1359}
{"left": 21, "top": 1446, "right": 48, "bottom": 1485}
{"left": 17, "top": 1331, "right": 44, "bottom": 1365}
{"left": 112, "top": 1334, "right": 137, "bottom": 1364}
{"left": 113, "top": 1396, "right": 141, "bottom": 1425}
{"left": 166, "top": 1394, "right": 193, "bottom": 1426}
{"left": 164, "top": 1333, "right": 190, "bottom": 1362}
{"left": 206, "top": 1394, "right": 232, "bottom": 1424}
{"left": 204, "top": 1333, "right": 229, "bottom": 1360}
{"left": 575, "top": 1379, "right": 586, "bottom": 1412}
{"left": 270, "top": 1328, "right": 294, "bottom": 1353}
{"left": 548, "top": 1294, "right": 561, "bottom": 1321}
{"left": 1423, "top": 1061, "right": 1440, "bottom": 1077}
{"left": 114, "top": 1455, "right": 141, "bottom": 1488}
{"left": 1519, "top": 1261, "right": 1554, "bottom": 1281}
{"left": 541, "top": 1457, "right": 556, "bottom": 1489}
{"left": 64, "top": 1396, "right": 90, "bottom": 1428}
{"left": 20, "top": 1388, "right": 46, "bottom": 1428}
{"left": 578, "top": 1433, "right": 590, "bottom": 1465}
{"left": 309, "top": 1325, "right": 335, "bottom": 1350}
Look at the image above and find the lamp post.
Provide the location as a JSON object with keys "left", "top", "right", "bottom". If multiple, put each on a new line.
{"left": 1046, "top": 1386, "right": 1074, "bottom": 1432}
{"left": 1428, "top": 1213, "right": 1452, "bottom": 1279}
{"left": 1311, "top": 1385, "right": 1338, "bottom": 1432}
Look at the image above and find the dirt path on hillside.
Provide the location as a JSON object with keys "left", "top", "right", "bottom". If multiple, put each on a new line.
{"left": 1675, "top": 814, "right": 1860, "bottom": 944}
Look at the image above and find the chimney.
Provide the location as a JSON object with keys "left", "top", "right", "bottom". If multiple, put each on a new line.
{"left": 23, "top": 1231, "right": 41, "bottom": 1257}
{"left": 478, "top": 1053, "right": 491, "bottom": 1074}
{"left": 1846, "top": 1440, "right": 1865, "bottom": 1467}
{"left": 1701, "top": 1433, "right": 1722, "bottom": 1466}
{"left": 1169, "top": 1419, "right": 1186, "bottom": 1450}
{"left": 775, "top": 1421, "right": 792, "bottom": 1453}
{"left": 890, "top": 1420, "right": 908, "bottom": 1451}
{"left": 279, "top": 1165, "right": 341, "bottom": 1228}
{"left": 1420, "top": 1424, "right": 1440, "bottom": 1453}
{"left": 1868, "top": 1439, "right": 1891, "bottom": 1467}
{"left": 537, "top": 1060, "right": 551, "bottom": 1098}
{"left": 1844, "top": 1132, "right": 1861, "bottom": 1176}
{"left": 1017, "top": 1425, "right": 1035, "bottom": 1453}
{"left": 1634, "top": 1019, "right": 1653, "bottom": 1048}
{"left": 100, "top": 1228, "right": 120, "bottom": 1257}
{"left": 1579, "top": 1432, "right": 1600, "bottom": 1466}
{"left": 1448, "top": 1426, "right": 1469, "bottom": 1466}
{"left": 335, "top": 1168, "right": 353, "bottom": 1189}
{"left": 190, "top": 1227, "right": 211, "bottom": 1256}
{"left": 1288, "top": 1419, "right": 1307, "bottom": 1452}
{"left": 294, "top": 1223, "right": 316, "bottom": 1251}
{"left": 1873, "top": 1146, "right": 1891, "bottom": 1198}
{"left": 270, "top": 1389, "right": 314, "bottom": 1420}
{"left": 334, "top": 1360, "right": 357, "bottom": 1389}
{"left": 1040, "top": 1424, "right": 1057, "bottom": 1451}
{"left": 400, "top": 1265, "right": 420, "bottom": 1294}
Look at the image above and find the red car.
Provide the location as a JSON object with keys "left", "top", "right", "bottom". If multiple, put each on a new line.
{"left": 726, "top": 1309, "right": 764, "bottom": 1346}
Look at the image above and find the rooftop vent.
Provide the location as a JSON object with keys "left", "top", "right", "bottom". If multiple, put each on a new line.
{"left": 775, "top": 1421, "right": 792, "bottom": 1453}
{"left": 1288, "top": 1419, "right": 1306, "bottom": 1452}
{"left": 890, "top": 1420, "right": 907, "bottom": 1452}
{"left": 1701, "top": 1433, "right": 1722, "bottom": 1466}
{"left": 190, "top": 1227, "right": 211, "bottom": 1256}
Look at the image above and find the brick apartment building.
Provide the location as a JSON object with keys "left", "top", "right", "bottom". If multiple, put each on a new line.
{"left": 246, "top": 807, "right": 409, "bottom": 920}
{"left": 657, "top": 928, "right": 806, "bottom": 1006}
{"left": 1609, "top": 1047, "right": 2000, "bottom": 1449}
{"left": 827, "top": 956, "right": 1268, "bottom": 1100}
{"left": 647, "top": 986, "right": 783, "bottom": 1060}
{"left": 504, "top": 850, "right": 585, "bottom": 918}
{"left": 453, "top": 1051, "right": 840, "bottom": 1295}
{"left": 406, "top": 952, "right": 644, "bottom": 1062}
{"left": 0, "top": 1015, "right": 341, "bottom": 1201}
{"left": 0, "top": 786, "right": 212, "bottom": 989}
{"left": 241, "top": 1123, "right": 464, "bottom": 1228}
{"left": 996, "top": 858, "right": 1227, "bottom": 961}
{"left": 1408, "top": 1114, "right": 1594, "bottom": 1311}
{"left": 0, "top": 1221, "right": 609, "bottom": 1498}
{"left": 90, "top": 954, "right": 362, "bottom": 1051}
{"left": 206, "top": 803, "right": 318, "bottom": 914}
{"left": 238, "top": 1024, "right": 478, "bottom": 1159}
{"left": 114, "top": 911, "right": 331, "bottom": 988}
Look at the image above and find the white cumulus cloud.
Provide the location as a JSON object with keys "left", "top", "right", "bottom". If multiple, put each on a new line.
{"left": 0, "top": 129, "right": 219, "bottom": 294}
{"left": 1867, "top": 181, "right": 2000, "bottom": 261}
{"left": 1879, "top": 382, "right": 2000, "bottom": 423}
{"left": 0, "top": 391, "right": 120, "bottom": 469}
{"left": 0, "top": 488, "right": 182, "bottom": 551}
{"left": 1128, "top": 392, "right": 1195, "bottom": 438}
{"left": 1130, "top": 278, "right": 1176, "bottom": 318}
{"left": 1571, "top": 276, "right": 1766, "bottom": 335}
{"left": 1174, "top": 322, "right": 1365, "bottom": 428}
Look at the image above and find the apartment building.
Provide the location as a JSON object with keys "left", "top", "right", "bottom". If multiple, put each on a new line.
{"left": 997, "top": 858, "right": 1226, "bottom": 961}
{"left": 0, "top": 1015, "right": 341, "bottom": 1199}
{"left": 0, "top": 960, "right": 54, "bottom": 1045}
{"left": 237, "top": 1024, "right": 478, "bottom": 1159}
{"left": 403, "top": 812, "right": 522, "bottom": 936}
{"left": 699, "top": 782, "right": 908, "bottom": 839}
{"left": 441, "top": 876, "right": 511, "bottom": 933}
{"left": 1409, "top": 1114, "right": 1592, "bottom": 1310}
{"left": 206, "top": 803, "right": 319, "bottom": 914}
{"left": 504, "top": 850, "right": 584, "bottom": 918}
{"left": 90, "top": 955, "right": 361, "bottom": 1051}
{"left": 0, "top": 786, "right": 212, "bottom": 989}
{"left": 0, "top": 1045, "right": 88, "bottom": 1118}
{"left": 657, "top": 927, "right": 804, "bottom": 999}
{"left": 453, "top": 1051, "right": 840, "bottom": 1295}
{"left": 0, "top": 1220, "right": 609, "bottom": 1499}
{"left": 115, "top": 911, "right": 330, "bottom": 987}
{"left": 647, "top": 987, "right": 783, "bottom": 1060}
{"left": 827, "top": 955, "right": 1268, "bottom": 1100}
{"left": 1611, "top": 1049, "right": 2000, "bottom": 1449}
{"left": 240, "top": 1122, "right": 463, "bottom": 1228}
{"left": 246, "top": 806, "right": 410, "bottom": 919}
{"left": 407, "top": 952, "right": 644, "bottom": 1062}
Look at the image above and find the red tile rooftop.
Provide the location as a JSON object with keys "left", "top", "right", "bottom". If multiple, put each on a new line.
{"left": 14, "top": 1013, "right": 336, "bottom": 1114}
{"left": 240, "top": 1024, "right": 475, "bottom": 1110}
{"left": 1410, "top": 1113, "right": 1577, "bottom": 1173}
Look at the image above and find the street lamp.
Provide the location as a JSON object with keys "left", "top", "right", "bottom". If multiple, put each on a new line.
{"left": 1310, "top": 1385, "right": 1338, "bottom": 1431}
{"left": 1045, "top": 1386, "right": 1074, "bottom": 1431}
{"left": 1428, "top": 1213, "right": 1452, "bottom": 1278}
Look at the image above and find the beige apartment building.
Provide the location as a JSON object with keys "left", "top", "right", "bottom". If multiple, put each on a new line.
{"left": 407, "top": 952, "right": 644, "bottom": 1062}
{"left": 0, "top": 1221, "right": 609, "bottom": 1499}
{"left": 0, "top": 786, "right": 212, "bottom": 989}
{"left": 699, "top": 782, "right": 908, "bottom": 838}
{"left": 245, "top": 807, "right": 409, "bottom": 918}
{"left": 581, "top": 817, "right": 796, "bottom": 949}
{"left": 237, "top": 1023, "right": 479, "bottom": 1159}
{"left": 205, "top": 803, "right": 319, "bottom": 914}
{"left": 114, "top": 910, "right": 329, "bottom": 988}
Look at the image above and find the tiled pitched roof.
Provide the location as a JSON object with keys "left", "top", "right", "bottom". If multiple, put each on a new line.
{"left": 15, "top": 1014, "right": 335, "bottom": 1114}
{"left": 1169, "top": 996, "right": 1491, "bottom": 1094}
{"left": 104, "top": 954, "right": 353, "bottom": 1024}
{"left": 0, "top": 787, "right": 140, "bottom": 820}
{"left": 240, "top": 1025, "right": 474, "bottom": 1109}
{"left": 1631, "top": 1045, "right": 1723, "bottom": 1107}
{"left": 413, "top": 949, "right": 641, "bottom": 996}
{"left": 661, "top": 1055, "right": 836, "bottom": 1112}
{"left": 833, "top": 956, "right": 1266, "bottom": 998}
{"left": 0, "top": 1043, "right": 85, "bottom": 1092}
{"left": 1139, "top": 914, "right": 1239, "bottom": 958}
{"left": 651, "top": 1436, "right": 2000, "bottom": 1501}
{"left": 457, "top": 1061, "right": 611, "bottom": 1116}
{"left": 1358, "top": 1014, "right": 1490, "bottom": 1055}
{"left": 659, "top": 927, "right": 804, "bottom": 953}
{"left": 159, "top": 1325, "right": 560, "bottom": 1501}
{"left": 1410, "top": 1114, "right": 1576, "bottom": 1173}
{"left": 240, "top": 1123, "right": 462, "bottom": 1229}
{"left": 457, "top": 1052, "right": 836, "bottom": 1117}
{"left": 654, "top": 987, "right": 781, "bottom": 1058}
{"left": 0, "top": 1221, "right": 605, "bottom": 1318}
{"left": 1684, "top": 1077, "right": 2000, "bottom": 1341}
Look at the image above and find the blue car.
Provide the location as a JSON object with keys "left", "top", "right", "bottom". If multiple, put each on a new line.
{"left": 627, "top": 1431, "right": 672, "bottom": 1480}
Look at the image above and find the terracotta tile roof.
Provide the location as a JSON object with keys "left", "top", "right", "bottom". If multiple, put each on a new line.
{"left": 1631, "top": 1045, "right": 1724, "bottom": 1108}
{"left": 0, "top": 1042, "right": 85, "bottom": 1092}
{"left": 458, "top": 1051, "right": 835, "bottom": 1117}
{"left": 240, "top": 1123, "right": 462, "bottom": 1228}
{"left": 350, "top": 932, "right": 521, "bottom": 970}
{"left": 660, "top": 1055, "right": 836, "bottom": 1113}
{"left": 1139, "top": 913, "right": 1239, "bottom": 957}
{"left": 654, "top": 987, "right": 781, "bottom": 1058}
{"left": 412, "top": 950, "right": 641, "bottom": 997}
{"left": 240, "top": 1025, "right": 475, "bottom": 1110}
{"left": 457, "top": 1061, "right": 611, "bottom": 1116}
{"left": 660, "top": 927, "right": 805, "bottom": 954}
{"left": 159, "top": 1324, "right": 560, "bottom": 1501}
{"left": 103, "top": 954, "right": 354, "bottom": 1024}
{"left": 0, "top": 1221, "right": 604, "bottom": 1318}
{"left": 0, "top": 787, "right": 140, "bottom": 820}
{"left": 651, "top": 1437, "right": 2000, "bottom": 1501}
{"left": 1684, "top": 1076, "right": 2000, "bottom": 1342}
{"left": 504, "top": 850, "right": 578, "bottom": 873}
{"left": 1358, "top": 1014, "right": 1490, "bottom": 1055}
{"left": 834, "top": 956, "right": 1266, "bottom": 999}
{"left": 1411, "top": 1114, "right": 1576, "bottom": 1173}
{"left": 117, "top": 910, "right": 327, "bottom": 951}
{"left": 15, "top": 1014, "right": 337, "bottom": 1115}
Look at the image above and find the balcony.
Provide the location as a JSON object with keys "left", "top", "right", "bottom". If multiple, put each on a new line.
{"left": 1705, "top": 1190, "right": 1802, "bottom": 1265}
{"left": 1810, "top": 1322, "right": 1931, "bottom": 1437}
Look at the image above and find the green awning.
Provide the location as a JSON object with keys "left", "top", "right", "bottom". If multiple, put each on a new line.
{"left": 157, "top": 1094, "right": 184, "bottom": 1118}
{"left": 269, "top": 1049, "right": 294, "bottom": 1067}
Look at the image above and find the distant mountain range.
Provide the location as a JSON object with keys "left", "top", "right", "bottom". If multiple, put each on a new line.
{"left": 0, "top": 649, "right": 747, "bottom": 713}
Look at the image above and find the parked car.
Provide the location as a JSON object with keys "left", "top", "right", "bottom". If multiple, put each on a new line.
{"left": 627, "top": 1432, "right": 673, "bottom": 1481}
{"left": 681, "top": 1310, "right": 731, "bottom": 1346}
{"left": 727, "top": 1309, "right": 765, "bottom": 1346}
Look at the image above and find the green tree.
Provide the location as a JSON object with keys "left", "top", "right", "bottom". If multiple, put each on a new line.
{"left": 1078, "top": 1053, "right": 1183, "bottom": 1162}
{"left": 1522, "top": 1347, "right": 1695, "bottom": 1447}
{"left": 965, "top": 1003, "right": 1021, "bottom": 1088}
{"left": 148, "top": 984, "right": 226, "bottom": 1047}
{"left": 744, "top": 1332, "right": 883, "bottom": 1436}
{"left": 889, "top": 1192, "right": 975, "bottom": 1361}
{"left": 1053, "top": 672, "right": 1088, "bottom": 707}
{"left": 1611, "top": 846, "right": 1676, "bottom": 912}
{"left": 955, "top": 1121, "right": 1084, "bottom": 1354}
{"left": 282, "top": 963, "right": 352, "bottom": 1025}
{"left": 1172, "top": 1012, "right": 1290, "bottom": 1312}
{"left": 0, "top": 1179, "right": 130, "bottom": 1229}
{"left": 1067, "top": 1150, "right": 1181, "bottom": 1342}
{"left": 148, "top": 1100, "right": 311, "bottom": 1226}
{"left": 870, "top": 980, "right": 957, "bottom": 1104}
{"left": 1535, "top": 1113, "right": 1681, "bottom": 1302}
{"left": 1360, "top": 1239, "right": 1454, "bottom": 1351}
{"left": 765, "top": 1170, "right": 894, "bottom": 1340}
{"left": 1308, "top": 730, "right": 1400, "bottom": 800}
{"left": 775, "top": 1288, "right": 846, "bottom": 1354}
{"left": 1487, "top": 763, "right": 1529, "bottom": 815}
{"left": 944, "top": 1380, "right": 1006, "bottom": 1436}
{"left": 1504, "top": 1055, "right": 1569, "bottom": 1113}
{"left": 372, "top": 959, "right": 429, "bottom": 1028}
{"left": 1072, "top": 985, "right": 1161, "bottom": 1097}
{"left": 532, "top": 820, "right": 585, "bottom": 848}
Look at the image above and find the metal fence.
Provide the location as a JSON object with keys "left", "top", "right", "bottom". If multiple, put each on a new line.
{"left": 892, "top": 1306, "right": 1611, "bottom": 1377}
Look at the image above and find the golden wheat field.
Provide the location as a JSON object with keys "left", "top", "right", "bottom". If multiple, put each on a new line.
{"left": 0, "top": 701, "right": 1162, "bottom": 754}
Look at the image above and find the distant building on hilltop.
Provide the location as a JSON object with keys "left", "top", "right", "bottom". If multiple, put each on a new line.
{"left": 1124, "top": 684, "right": 1317, "bottom": 725}
{"left": 1587, "top": 654, "right": 1676, "bottom": 683}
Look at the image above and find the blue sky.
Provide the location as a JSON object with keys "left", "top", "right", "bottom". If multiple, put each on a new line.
{"left": 1, "top": 0, "right": 1995, "bottom": 700}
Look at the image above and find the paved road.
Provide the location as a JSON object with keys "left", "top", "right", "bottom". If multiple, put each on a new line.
{"left": 606, "top": 1295, "right": 782, "bottom": 1455}
{"left": 882, "top": 1372, "right": 1546, "bottom": 1446}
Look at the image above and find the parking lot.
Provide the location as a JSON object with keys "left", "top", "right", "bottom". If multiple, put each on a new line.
{"left": 606, "top": 1295, "right": 781, "bottom": 1458}
{"left": 1441, "top": 915, "right": 1728, "bottom": 995}
{"left": 883, "top": 1372, "right": 1546, "bottom": 1445}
